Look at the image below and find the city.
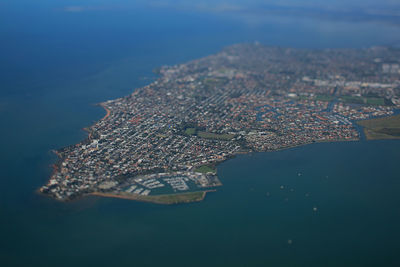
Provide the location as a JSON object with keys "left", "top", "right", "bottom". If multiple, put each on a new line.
{"left": 40, "top": 43, "right": 400, "bottom": 203}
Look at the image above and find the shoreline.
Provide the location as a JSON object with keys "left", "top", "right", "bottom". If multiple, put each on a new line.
{"left": 39, "top": 94, "right": 397, "bottom": 204}
{"left": 86, "top": 103, "right": 110, "bottom": 139}
{"left": 210, "top": 137, "right": 360, "bottom": 180}
{"left": 98, "top": 103, "right": 111, "bottom": 121}
{"left": 90, "top": 190, "right": 214, "bottom": 204}
{"left": 230, "top": 137, "right": 359, "bottom": 158}
{"left": 41, "top": 129, "right": 362, "bottom": 204}
{"left": 41, "top": 103, "right": 111, "bottom": 193}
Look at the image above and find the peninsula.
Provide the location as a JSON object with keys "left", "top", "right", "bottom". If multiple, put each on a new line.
{"left": 40, "top": 43, "right": 400, "bottom": 203}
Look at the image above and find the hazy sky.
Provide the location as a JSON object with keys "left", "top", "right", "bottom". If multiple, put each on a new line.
{"left": 2, "top": 0, "right": 400, "bottom": 10}
{"left": 2, "top": 0, "right": 398, "bottom": 27}
{"left": 1, "top": 0, "right": 399, "bottom": 97}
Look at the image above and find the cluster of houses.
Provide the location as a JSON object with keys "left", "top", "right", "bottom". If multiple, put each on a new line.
{"left": 41, "top": 44, "right": 399, "bottom": 201}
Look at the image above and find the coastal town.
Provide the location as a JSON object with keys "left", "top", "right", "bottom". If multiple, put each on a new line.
{"left": 40, "top": 43, "right": 400, "bottom": 203}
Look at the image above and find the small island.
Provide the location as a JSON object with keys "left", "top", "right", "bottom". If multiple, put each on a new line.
{"left": 40, "top": 43, "right": 400, "bottom": 204}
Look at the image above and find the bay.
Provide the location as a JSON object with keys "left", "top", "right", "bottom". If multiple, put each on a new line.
{"left": 1, "top": 2, "right": 400, "bottom": 266}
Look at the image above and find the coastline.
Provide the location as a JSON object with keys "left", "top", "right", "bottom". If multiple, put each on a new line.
{"left": 98, "top": 103, "right": 111, "bottom": 121}
{"left": 41, "top": 103, "right": 111, "bottom": 195}
{"left": 232, "top": 137, "right": 359, "bottom": 157}
{"left": 41, "top": 114, "right": 362, "bottom": 205}
{"left": 38, "top": 50, "right": 398, "bottom": 205}
{"left": 86, "top": 103, "right": 111, "bottom": 139}
{"left": 210, "top": 137, "right": 360, "bottom": 180}
{"left": 90, "top": 190, "right": 214, "bottom": 204}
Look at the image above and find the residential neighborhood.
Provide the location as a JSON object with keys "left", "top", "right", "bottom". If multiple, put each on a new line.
{"left": 40, "top": 43, "right": 400, "bottom": 201}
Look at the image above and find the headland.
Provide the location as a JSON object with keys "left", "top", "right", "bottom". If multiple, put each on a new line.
{"left": 40, "top": 43, "right": 400, "bottom": 204}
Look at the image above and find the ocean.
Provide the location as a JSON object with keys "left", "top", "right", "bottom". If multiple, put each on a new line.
{"left": 1, "top": 1, "right": 400, "bottom": 266}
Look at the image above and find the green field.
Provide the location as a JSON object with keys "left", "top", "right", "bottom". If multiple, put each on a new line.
{"left": 198, "top": 131, "right": 235, "bottom": 140}
{"left": 366, "top": 97, "right": 385, "bottom": 106}
{"left": 315, "top": 94, "right": 334, "bottom": 102}
{"left": 184, "top": 127, "right": 196, "bottom": 135}
{"left": 357, "top": 114, "right": 400, "bottom": 140}
{"left": 184, "top": 127, "right": 234, "bottom": 140}
{"left": 140, "top": 191, "right": 206, "bottom": 204}
{"left": 194, "top": 165, "right": 216, "bottom": 174}
{"left": 98, "top": 191, "right": 207, "bottom": 204}
{"left": 339, "top": 96, "right": 385, "bottom": 106}
{"left": 203, "top": 77, "right": 229, "bottom": 91}
{"left": 340, "top": 95, "right": 364, "bottom": 104}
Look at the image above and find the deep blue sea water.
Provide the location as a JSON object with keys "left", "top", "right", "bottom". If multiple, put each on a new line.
{"left": 1, "top": 1, "right": 400, "bottom": 266}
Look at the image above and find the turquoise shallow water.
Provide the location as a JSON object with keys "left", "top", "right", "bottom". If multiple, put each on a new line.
{"left": 1, "top": 1, "right": 400, "bottom": 266}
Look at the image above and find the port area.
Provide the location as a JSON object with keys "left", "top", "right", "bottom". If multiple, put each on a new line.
{"left": 92, "top": 171, "right": 221, "bottom": 204}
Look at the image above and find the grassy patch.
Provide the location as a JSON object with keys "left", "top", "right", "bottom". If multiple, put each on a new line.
{"left": 198, "top": 131, "right": 234, "bottom": 140}
{"left": 184, "top": 127, "right": 196, "bottom": 135}
{"left": 377, "top": 128, "right": 400, "bottom": 136}
{"left": 194, "top": 165, "right": 216, "bottom": 174}
{"left": 315, "top": 94, "right": 334, "bottom": 102}
{"left": 138, "top": 191, "right": 205, "bottom": 204}
{"left": 203, "top": 77, "right": 229, "bottom": 91}
{"left": 357, "top": 114, "right": 400, "bottom": 140}
{"left": 340, "top": 95, "right": 364, "bottom": 104}
{"left": 94, "top": 191, "right": 207, "bottom": 204}
{"left": 339, "top": 96, "right": 385, "bottom": 106}
{"left": 365, "top": 97, "right": 385, "bottom": 106}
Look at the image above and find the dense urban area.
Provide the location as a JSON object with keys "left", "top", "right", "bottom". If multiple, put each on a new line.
{"left": 40, "top": 43, "right": 400, "bottom": 203}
